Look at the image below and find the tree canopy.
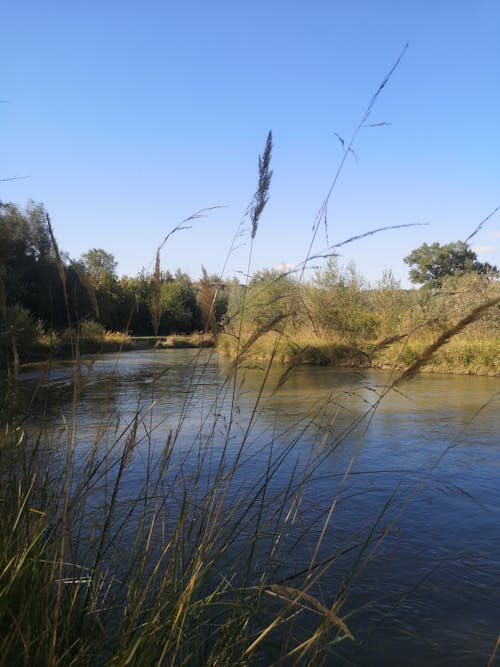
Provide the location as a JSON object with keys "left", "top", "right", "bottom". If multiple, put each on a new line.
{"left": 80, "top": 248, "right": 118, "bottom": 285}
{"left": 404, "top": 241, "right": 498, "bottom": 288}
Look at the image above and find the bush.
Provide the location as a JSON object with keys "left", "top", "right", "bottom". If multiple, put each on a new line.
{"left": 0, "top": 305, "right": 41, "bottom": 367}
{"left": 79, "top": 319, "right": 105, "bottom": 341}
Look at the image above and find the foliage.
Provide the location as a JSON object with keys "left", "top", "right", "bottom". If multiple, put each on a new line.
{"left": 221, "top": 257, "right": 499, "bottom": 375}
{"left": 79, "top": 319, "right": 105, "bottom": 340}
{"left": 198, "top": 267, "right": 218, "bottom": 333}
{"left": 160, "top": 279, "right": 200, "bottom": 334}
{"left": 120, "top": 272, "right": 155, "bottom": 335}
{"left": 0, "top": 202, "right": 67, "bottom": 327}
{"left": 404, "top": 240, "right": 498, "bottom": 288}
{"left": 0, "top": 201, "right": 227, "bottom": 340}
{"left": 418, "top": 271, "right": 500, "bottom": 336}
{"left": 80, "top": 248, "right": 118, "bottom": 285}
{"left": 1, "top": 200, "right": 498, "bottom": 375}
{"left": 306, "top": 258, "right": 380, "bottom": 342}
{"left": 371, "top": 269, "right": 415, "bottom": 338}
{"left": 244, "top": 270, "right": 301, "bottom": 329}
{"left": 0, "top": 305, "right": 40, "bottom": 372}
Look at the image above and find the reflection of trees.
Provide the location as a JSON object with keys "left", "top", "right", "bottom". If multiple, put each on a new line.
{"left": 20, "top": 352, "right": 223, "bottom": 435}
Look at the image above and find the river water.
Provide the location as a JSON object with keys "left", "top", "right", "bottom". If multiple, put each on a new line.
{"left": 21, "top": 349, "right": 500, "bottom": 665}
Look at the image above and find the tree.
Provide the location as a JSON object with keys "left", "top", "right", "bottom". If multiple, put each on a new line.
{"left": 159, "top": 280, "right": 200, "bottom": 333}
{"left": 120, "top": 272, "right": 154, "bottom": 335}
{"left": 306, "top": 258, "right": 380, "bottom": 341}
{"left": 241, "top": 269, "right": 301, "bottom": 331}
{"left": 0, "top": 201, "right": 67, "bottom": 326}
{"left": 404, "top": 241, "right": 498, "bottom": 288}
{"left": 80, "top": 248, "right": 118, "bottom": 286}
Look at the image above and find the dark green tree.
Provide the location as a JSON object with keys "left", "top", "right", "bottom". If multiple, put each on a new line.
{"left": 160, "top": 279, "right": 200, "bottom": 334}
{"left": 404, "top": 241, "right": 498, "bottom": 288}
{"left": 120, "top": 272, "right": 154, "bottom": 335}
{"left": 80, "top": 248, "right": 118, "bottom": 286}
{"left": 0, "top": 201, "right": 68, "bottom": 326}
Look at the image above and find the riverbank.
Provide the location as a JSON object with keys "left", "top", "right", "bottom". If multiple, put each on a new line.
{"left": 16, "top": 328, "right": 499, "bottom": 377}
{"left": 218, "top": 331, "right": 500, "bottom": 376}
{"left": 19, "top": 331, "right": 216, "bottom": 365}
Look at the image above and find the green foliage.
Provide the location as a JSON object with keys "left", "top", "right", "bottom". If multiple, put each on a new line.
{"left": 419, "top": 271, "right": 500, "bottom": 336}
{"left": 79, "top": 319, "right": 105, "bottom": 340}
{"left": 307, "top": 259, "right": 380, "bottom": 342}
{"left": 243, "top": 270, "right": 301, "bottom": 329}
{"left": 0, "top": 202, "right": 67, "bottom": 327}
{"left": 404, "top": 240, "right": 498, "bottom": 288}
{"left": 160, "top": 279, "right": 200, "bottom": 333}
{"left": 372, "top": 269, "right": 418, "bottom": 338}
{"left": 80, "top": 248, "right": 118, "bottom": 285}
{"left": 120, "top": 272, "right": 155, "bottom": 335}
{"left": 0, "top": 305, "right": 40, "bottom": 368}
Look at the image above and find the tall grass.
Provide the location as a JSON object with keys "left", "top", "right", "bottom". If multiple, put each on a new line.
{"left": 2, "top": 346, "right": 380, "bottom": 664}
{"left": 1, "top": 127, "right": 365, "bottom": 665}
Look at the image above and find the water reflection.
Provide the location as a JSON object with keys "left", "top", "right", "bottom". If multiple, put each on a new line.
{"left": 19, "top": 350, "right": 500, "bottom": 665}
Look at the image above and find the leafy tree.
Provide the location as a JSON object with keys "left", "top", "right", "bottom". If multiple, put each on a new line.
{"left": 404, "top": 241, "right": 498, "bottom": 288}
{"left": 372, "top": 268, "right": 411, "bottom": 337}
{"left": 242, "top": 269, "right": 301, "bottom": 331}
{"left": 120, "top": 272, "right": 154, "bottom": 335}
{"left": 0, "top": 201, "right": 67, "bottom": 326}
{"left": 160, "top": 280, "right": 200, "bottom": 333}
{"left": 80, "top": 248, "right": 118, "bottom": 286}
{"left": 0, "top": 305, "right": 40, "bottom": 370}
{"left": 306, "top": 258, "right": 380, "bottom": 341}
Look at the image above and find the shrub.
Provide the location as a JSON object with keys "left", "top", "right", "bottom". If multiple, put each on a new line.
{"left": 0, "top": 305, "right": 41, "bottom": 367}
{"left": 79, "top": 319, "right": 105, "bottom": 341}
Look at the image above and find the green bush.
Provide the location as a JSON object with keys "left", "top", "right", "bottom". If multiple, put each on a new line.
{"left": 0, "top": 305, "right": 41, "bottom": 367}
{"left": 79, "top": 319, "right": 105, "bottom": 341}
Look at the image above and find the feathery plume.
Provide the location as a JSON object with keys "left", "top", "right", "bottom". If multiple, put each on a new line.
{"left": 249, "top": 131, "right": 273, "bottom": 239}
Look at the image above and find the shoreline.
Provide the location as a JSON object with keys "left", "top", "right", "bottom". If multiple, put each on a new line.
{"left": 19, "top": 333, "right": 499, "bottom": 378}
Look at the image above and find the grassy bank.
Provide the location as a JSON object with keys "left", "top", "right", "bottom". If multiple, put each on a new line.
{"left": 218, "top": 329, "right": 500, "bottom": 376}
{"left": 34, "top": 328, "right": 134, "bottom": 358}
{"left": 219, "top": 267, "right": 500, "bottom": 376}
{"left": 154, "top": 331, "right": 216, "bottom": 349}
{"left": 22, "top": 330, "right": 214, "bottom": 365}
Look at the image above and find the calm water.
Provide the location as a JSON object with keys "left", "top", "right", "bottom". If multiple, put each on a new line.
{"left": 21, "top": 350, "right": 500, "bottom": 665}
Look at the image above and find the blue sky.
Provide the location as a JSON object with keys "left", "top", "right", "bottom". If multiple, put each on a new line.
{"left": 2, "top": 1, "right": 499, "bottom": 286}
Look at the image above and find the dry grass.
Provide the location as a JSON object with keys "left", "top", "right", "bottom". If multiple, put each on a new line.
{"left": 220, "top": 326, "right": 499, "bottom": 376}
{"left": 156, "top": 332, "right": 216, "bottom": 349}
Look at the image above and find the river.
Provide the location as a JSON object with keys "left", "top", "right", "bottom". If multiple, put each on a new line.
{"left": 21, "top": 349, "right": 500, "bottom": 665}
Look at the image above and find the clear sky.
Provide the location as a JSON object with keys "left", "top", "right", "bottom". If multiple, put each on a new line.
{"left": 2, "top": 1, "right": 499, "bottom": 286}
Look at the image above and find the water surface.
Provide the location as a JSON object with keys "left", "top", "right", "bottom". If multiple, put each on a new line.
{"left": 21, "top": 350, "right": 500, "bottom": 665}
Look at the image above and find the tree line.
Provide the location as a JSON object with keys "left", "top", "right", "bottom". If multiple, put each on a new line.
{"left": 1, "top": 200, "right": 498, "bottom": 367}
{"left": 0, "top": 201, "right": 230, "bottom": 341}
